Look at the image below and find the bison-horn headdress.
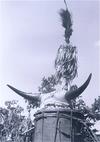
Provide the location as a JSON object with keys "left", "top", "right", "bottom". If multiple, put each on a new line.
{"left": 7, "top": 74, "right": 92, "bottom": 106}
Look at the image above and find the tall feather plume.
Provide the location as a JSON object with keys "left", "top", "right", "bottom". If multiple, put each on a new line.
{"left": 59, "top": 0, "right": 73, "bottom": 43}
{"left": 55, "top": 0, "right": 77, "bottom": 89}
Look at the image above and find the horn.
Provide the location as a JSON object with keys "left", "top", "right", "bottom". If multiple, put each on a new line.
{"left": 65, "top": 73, "right": 92, "bottom": 101}
{"left": 7, "top": 84, "right": 40, "bottom": 102}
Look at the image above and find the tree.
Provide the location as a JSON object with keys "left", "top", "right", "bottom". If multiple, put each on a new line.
{"left": 91, "top": 96, "right": 100, "bottom": 121}
{"left": 0, "top": 100, "right": 31, "bottom": 142}
{"left": 38, "top": 74, "right": 57, "bottom": 93}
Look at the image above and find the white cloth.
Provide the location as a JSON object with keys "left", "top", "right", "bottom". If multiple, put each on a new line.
{"left": 40, "top": 88, "right": 68, "bottom": 109}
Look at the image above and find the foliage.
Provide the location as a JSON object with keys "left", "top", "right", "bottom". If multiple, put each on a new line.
{"left": 72, "top": 96, "right": 100, "bottom": 135}
{"left": 0, "top": 100, "right": 32, "bottom": 142}
{"left": 91, "top": 96, "right": 100, "bottom": 120}
{"left": 38, "top": 74, "right": 57, "bottom": 93}
{"left": 92, "top": 96, "right": 100, "bottom": 113}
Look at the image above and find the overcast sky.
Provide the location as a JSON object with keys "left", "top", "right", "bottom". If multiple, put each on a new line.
{"left": 0, "top": 0, "right": 99, "bottom": 113}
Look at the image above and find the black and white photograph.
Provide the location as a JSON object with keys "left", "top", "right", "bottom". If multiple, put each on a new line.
{"left": 0, "top": 0, "right": 100, "bottom": 142}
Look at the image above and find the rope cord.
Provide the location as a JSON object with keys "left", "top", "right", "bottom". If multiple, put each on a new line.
{"left": 70, "top": 110, "right": 73, "bottom": 142}
{"left": 42, "top": 112, "right": 44, "bottom": 142}
{"left": 54, "top": 111, "right": 59, "bottom": 142}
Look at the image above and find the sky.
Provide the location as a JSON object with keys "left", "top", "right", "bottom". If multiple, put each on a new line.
{"left": 0, "top": 0, "right": 99, "bottom": 114}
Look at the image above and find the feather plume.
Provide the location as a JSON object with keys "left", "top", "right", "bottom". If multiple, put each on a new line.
{"left": 59, "top": 7, "right": 73, "bottom": 43}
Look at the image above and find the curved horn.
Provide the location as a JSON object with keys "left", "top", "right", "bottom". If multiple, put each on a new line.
{"left": 65, "top": 73, "right": 92, "bottom": 101}
{"left": 7, "top": 84, "right": 40, "bottom": 102}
